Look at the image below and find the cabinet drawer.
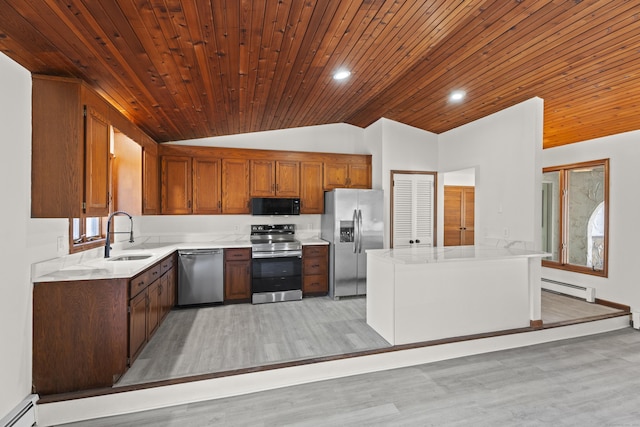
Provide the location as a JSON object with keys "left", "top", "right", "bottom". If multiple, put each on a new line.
{"left": 303, "top": 275, "right": 328, "bottom": 293}
{"left": 303, "top": 245, "right": 328, "bottom": 257}
{"left": 130, "top": 264, "right": 161, "bottom": 297}
{"left": 225, "top": 248, "right": 251, "bottom": 261}
{"left": 303, "top": 256, "right": 327, "bottom": 276}
{"left": 160, "top": 255, "right": 174, "bottom": 275}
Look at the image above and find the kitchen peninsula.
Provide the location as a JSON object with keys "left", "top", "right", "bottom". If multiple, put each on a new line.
{"left": 366, "top": 246, "right": 548, "bottom": 346}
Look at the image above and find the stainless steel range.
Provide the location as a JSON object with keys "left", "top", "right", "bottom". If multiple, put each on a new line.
{"left": 250, "top": 224, "right": 303, "bottom": 304}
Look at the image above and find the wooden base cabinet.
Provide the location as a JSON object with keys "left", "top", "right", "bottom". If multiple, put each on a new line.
{"left": 32, "top": 253, "right": 177, "bottom": 395}
{"left": 128, "top": 254, "right": 176, "bottom": 365}
{"left": 224, "top": 248, "right": 252, "bottom": 302}
{"left": 33, "top": 279, "right": 129, "bottom": 395}
{"left": 302, "top": 245, "right": 329, "bottom": 295}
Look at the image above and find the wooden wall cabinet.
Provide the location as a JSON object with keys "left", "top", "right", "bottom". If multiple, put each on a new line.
{"left": 224, "top": 248, "right": 252, "bottom": 302}
{"left": 222, "top": 159, "right": 250, "bottom": 214}
{"left": 32, "top": 75, "right": 111, "bottom": 218}
{"left": 323, "top": 163, "right": 371, "bottom": 190}
{"left": 160, "top": 154, "right": 251, "bottom": 215}
{"left": 300, "top": 161, "right": 324, "bottom": 214}
{"left": 302, "top": 245, "right": 329, "bottom": 295}
{"left": 158, "top": 145, "right": 371, "bottom": 215}
{"left": 142, "top": 137, "right": 160, "bottom": 214}
{"left": 193, "top": 157, "right": 222, "bottom": 214}
{"left": 250, "top": 160, "right": 300, "bottom": 197}
{"left": 161, "top": 155, "right": 192, "bottom": 214}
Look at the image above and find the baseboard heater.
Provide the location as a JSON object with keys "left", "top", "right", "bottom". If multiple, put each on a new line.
{"left": 1, "top": 395, "right": 38, "bottom": 427}
{"left": 541, "top": 278, "right": 596, "bottom": 303}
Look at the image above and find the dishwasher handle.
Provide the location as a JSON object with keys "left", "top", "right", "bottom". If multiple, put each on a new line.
{"left": 178, "top": 249, "right": 223, "bottom": 256}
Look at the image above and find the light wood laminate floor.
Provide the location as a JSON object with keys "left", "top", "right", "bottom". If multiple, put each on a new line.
{"left": 64, "top": 327, "right": 640, "bottom": 426}
{"left": 117, "top": 296, "right": 391, "bottom": 386}
{"left": 117, "top": 292, "right": 625, "bottom": 387}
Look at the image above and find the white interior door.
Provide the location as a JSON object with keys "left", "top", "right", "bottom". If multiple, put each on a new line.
{"left": 392, "top": 173, "right": 434, "bottom": 248}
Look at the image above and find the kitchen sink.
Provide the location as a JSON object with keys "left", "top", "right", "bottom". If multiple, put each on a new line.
{"left": 108, "top": 254, "right": 153, "bottom": 261}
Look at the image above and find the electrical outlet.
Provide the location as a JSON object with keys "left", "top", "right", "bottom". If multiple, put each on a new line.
{"left": 234, "top": 225, "right": 239, "bottom": 231}
{"left": 503, "top": 228, "right": 509, "bottom": 237}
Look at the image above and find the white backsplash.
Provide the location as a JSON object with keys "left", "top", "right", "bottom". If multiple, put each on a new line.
{"left": 31, "top": 213, "right": 323, "bottom": 280}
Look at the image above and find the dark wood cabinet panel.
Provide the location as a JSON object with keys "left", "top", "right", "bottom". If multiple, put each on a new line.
{"left": 324, "top": 163, "right": 371, "bottom": 190}
{"left": 275, "top": 160, "right": 300, "bottom": 196}
{"left": 147, "top": 280, "right": 161, "bottom": 337}
{"left": 31, "top": 75, "right": 111, "bottom": 218}
{"left": 347, "top": 163, "right": 371, "bottom": 189}
{"left": 161, "top": 156, "right": 192, "bottom": 214}
{"left": 193, "top": 157, "right": 222, "bottom": 214}
{"left": 222, "top": 159, "right": 250, "bottom": 214}
{"left": 33, "top": 253, "right": 177, "bottom": 395}
{"left": 84, "top": 104, "right": 111, "bottom": 216}
{"left": 302, "top": 245, "right": 328, "bottom": 295}
{"left": 33, "top": 279, "right": 128, "bottom": 395}
{"left": 323, "top": 163, "right": 349, "bottom": 190}
{"left": 128, "top": 289, "right": 148, "bottom": 364}
{"left": 142, "top": 141, "right": 160, "bottom": 215}
{"left": 224, "top": 248, "right": 252, "bottom": 302}
{"left": 250, "top": 159, "right": 299, "bottom": 197}
{"left": 300, "top": 161, "right": 324, "bottom": 214}
{"left": 158, "top": 145, "right": 371, "bottom": 215}
{"left": 250, "top": 159, "right": 276, "bottom": 196}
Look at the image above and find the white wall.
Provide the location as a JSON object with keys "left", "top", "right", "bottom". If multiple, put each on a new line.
{"left": 443, "top": 168, "right": 476, "bottom": 186}
{"left": 0, "top": 53, "right": 34, "bottom": 418}
{"left": 169, "top": 123, "right": 364, "bottom": 154}
{"left": 365, "top": 118, "right": 438, "bottom": 247}
{"left": 542, "top": 130, "right": 640, "bottom": 311}
{"left": 438, "top": 97, "right": 544, "bottom": 248}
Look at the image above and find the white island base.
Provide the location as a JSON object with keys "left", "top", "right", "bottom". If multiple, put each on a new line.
{"left": 366, "top": 246, "right": 547, "bottom": 346}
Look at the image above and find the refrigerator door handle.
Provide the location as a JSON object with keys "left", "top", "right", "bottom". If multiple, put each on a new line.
{"left": 352, "top": 209, "right": 358, "bottom": 253}
{"left": 357, "top": 209, "right": 363, "bottom": 253}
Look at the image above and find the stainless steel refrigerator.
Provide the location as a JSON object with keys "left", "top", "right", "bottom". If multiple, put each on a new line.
{"left": 321, "top": 189, "right": 384, "bottom": 299}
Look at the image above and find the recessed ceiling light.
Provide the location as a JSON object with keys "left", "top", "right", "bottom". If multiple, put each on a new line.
{"left": 333, "top": 70, "right": 351, "bottom": 80}
{"left": 449, "top": 90, "right": 466, "bottom": 102}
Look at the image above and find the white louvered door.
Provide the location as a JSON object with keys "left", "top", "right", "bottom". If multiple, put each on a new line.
{"left": 392, "top": 173, "right": 434, "bottom": 248}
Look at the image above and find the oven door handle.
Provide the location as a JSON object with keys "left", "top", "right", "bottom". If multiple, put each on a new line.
{"left": 252, "top": 250, "right": 303, "bottom": 259}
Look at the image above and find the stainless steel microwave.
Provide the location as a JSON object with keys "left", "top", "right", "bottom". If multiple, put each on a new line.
{"left": 250, "top": 198, "right": 300, "bottom": 216}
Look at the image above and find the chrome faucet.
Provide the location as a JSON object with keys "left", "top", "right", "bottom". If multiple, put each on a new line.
{"left": 105, "top": 211, "right": 134, "bottom": 258}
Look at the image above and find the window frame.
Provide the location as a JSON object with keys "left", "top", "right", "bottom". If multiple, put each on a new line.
{"left": 542, "top": 158, "right": 609, "bottom": 277}
{"left": 69, "top": 216, "right": 108, "bottom": 254}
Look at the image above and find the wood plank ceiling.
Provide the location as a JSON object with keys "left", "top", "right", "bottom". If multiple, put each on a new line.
{"left": 0, "top": 0, "right": 639, "bottom": 148}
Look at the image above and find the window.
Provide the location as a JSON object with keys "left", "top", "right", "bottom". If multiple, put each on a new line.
{"left": 69, "top": 216, "right": 107, "bottom": 253}
{"left": 542, "top": 159, "right": 609, "bottom": 276}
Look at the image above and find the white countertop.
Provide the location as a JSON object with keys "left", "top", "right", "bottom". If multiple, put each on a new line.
{"left": 33, "top": 237, "right": 328, "bottom": 283}
{"left": 366, "top": 245, "right": 549, "bottom": 265}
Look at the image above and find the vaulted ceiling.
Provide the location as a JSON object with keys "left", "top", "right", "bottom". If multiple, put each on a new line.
{"left": 0, "top": 0, "right": 639, "bottom": 148}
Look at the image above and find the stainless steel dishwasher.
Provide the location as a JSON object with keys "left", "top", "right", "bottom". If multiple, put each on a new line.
{"left": 177, "top": 249, "right": 224, "bottom": 306}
